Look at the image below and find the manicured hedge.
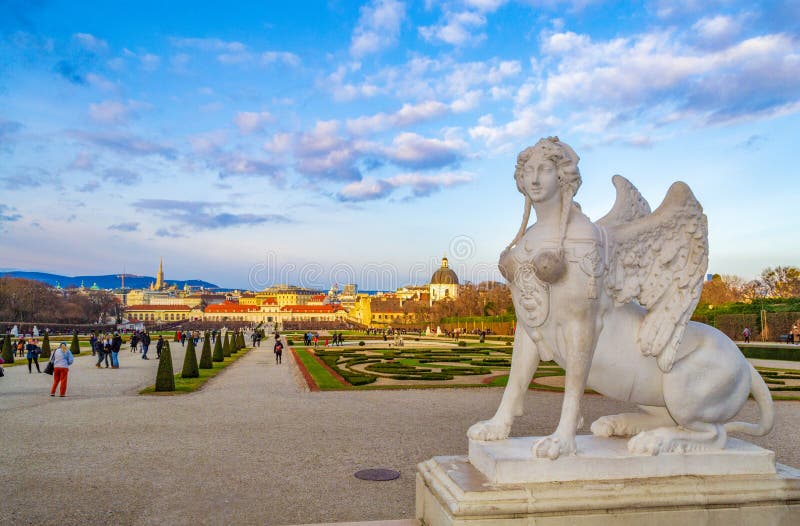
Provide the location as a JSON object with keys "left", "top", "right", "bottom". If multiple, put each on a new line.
{"left": 738, "top": 346, "right": 800, "bottom": 362}
{"left": 155, "top": 341, "right": 175, "bottom": 392}
{"left": 181, "top": 338, "right": 199, "bottom": 378}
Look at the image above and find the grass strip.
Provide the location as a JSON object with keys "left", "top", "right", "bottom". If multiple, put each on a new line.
{"left": 294, "top": 349, "right": 346, "bottom": 390}
{"left": 139, "top": 347, "right": 251, "bottom": 395}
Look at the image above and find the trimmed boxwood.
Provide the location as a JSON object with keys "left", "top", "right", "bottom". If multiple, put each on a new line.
{"left": 155, "top": 340, "right": 175, "bottom": 392}
{"left": 1, "top": 334, "right": 13, "bottom": 364}
{"left": 212, "top": 334, "right": 224, "bottom": 362}
{"left": 70, "top": 330, "right": 81, "bottom": 355}
{"left": 180, "top": 338, "right": 199, "bottom": 378}
{"left": 222, "top": 332, "right": 231, "bottom": 357}
{"left": 40, "top": 332, "right": 51, "bottom": 359}
{"left": 316, "top": 353, "right": 376, "bottom": 386}
{"left": 198, "top": 332, "right": 213, "bottom": 369}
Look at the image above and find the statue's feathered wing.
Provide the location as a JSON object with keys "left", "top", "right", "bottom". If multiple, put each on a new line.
{"left": 598, "top": 175, "right": 708, "bottom": 373}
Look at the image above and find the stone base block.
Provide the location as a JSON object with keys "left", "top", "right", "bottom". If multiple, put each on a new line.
{"left": 416, "top": 455, "right": 800, "bottom": 526}
{"left": 469, "top": 436, "right": 776, "bottom": 484}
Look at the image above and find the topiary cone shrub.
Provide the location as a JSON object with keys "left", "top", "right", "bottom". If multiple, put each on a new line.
{"left": 70, "top": 330, "right": 81, "bottom": 355}
{"left": 1, "top": 334, "right": 13, "bottom": 364}
{"left": 180, "top": 337, "right": 199, "bottom": 378}
{"left": 228, "top": 331, "right": 237, "bottom": 354}
{"left": 155, "top": 340, "right": 175, "bottom": 392}
{"left": 237, "top": 331, "right": 246, "bottom": 350}
{"left": 222, "top": 332, "right": 231, "bottom": 357}
{"left": 40, "top": 331, "right": 52, "bottom": 359}
{"left": 198, "top": 332, "right": 213, "bottom": 369}
{"left": 212, "top": 333, "right": 224, "bottom": 362}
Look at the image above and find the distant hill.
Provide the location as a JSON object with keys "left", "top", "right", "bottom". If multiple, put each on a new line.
{"left": 0, "top": 271, "right": 219, "bottom": 290}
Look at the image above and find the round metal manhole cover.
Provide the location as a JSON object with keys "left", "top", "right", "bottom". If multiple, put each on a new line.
{"left": 354, "top": 468, "right": 400, "bottom": 481}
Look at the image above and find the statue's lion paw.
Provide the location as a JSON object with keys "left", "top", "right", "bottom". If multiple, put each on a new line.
{"left": 467, "top": 419, "right": 511, "bottom": 441}
{"left": 533, "top": 434, "right": 576, "bottom": 460}
{"left": 589, "top": 416, "right": 617, "bottom": 437}
{"left": 628, "top": 429, "right": 673, "bottom": 456}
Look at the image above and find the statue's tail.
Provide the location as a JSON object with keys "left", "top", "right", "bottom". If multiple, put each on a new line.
{"left": 724, "top": 364, "right": 774, "bottom": 436}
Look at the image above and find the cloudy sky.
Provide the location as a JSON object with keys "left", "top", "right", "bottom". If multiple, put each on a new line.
{"left": 1, "top": 0, "right": 798, "bottom": 289}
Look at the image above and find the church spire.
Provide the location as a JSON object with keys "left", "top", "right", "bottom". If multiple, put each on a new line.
{"left": 155, "top": 257, "right": 165, "bottom": 290}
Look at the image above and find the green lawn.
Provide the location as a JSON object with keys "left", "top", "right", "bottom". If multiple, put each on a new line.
{"left": 294, "top": 349, "right": 346, "bottom": 390}
{"left": 139, "top": 347, "right": 251, "bottom": 395}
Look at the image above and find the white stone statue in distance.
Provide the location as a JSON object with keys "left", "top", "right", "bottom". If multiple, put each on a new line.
{"left": 468, "top": 137, "right": 774, "bottom": 458}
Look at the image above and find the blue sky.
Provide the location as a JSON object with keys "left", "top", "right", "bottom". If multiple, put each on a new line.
{"left": 1, "top": 0, "right": 798, "bottom": 289}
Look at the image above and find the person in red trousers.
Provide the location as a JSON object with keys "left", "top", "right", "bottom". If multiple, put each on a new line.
{"left": 50, "top": 342, "right": 74, "bottom": 397}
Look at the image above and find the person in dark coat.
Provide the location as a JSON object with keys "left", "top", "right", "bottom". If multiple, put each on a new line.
{"left": 26, "top": 338, "right": 42, "bottom": 373}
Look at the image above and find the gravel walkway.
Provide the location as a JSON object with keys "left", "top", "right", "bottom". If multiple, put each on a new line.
{"left": 2, "top": 345, "right": 799, "bottom": 526}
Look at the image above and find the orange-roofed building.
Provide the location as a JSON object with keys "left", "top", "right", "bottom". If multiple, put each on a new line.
{"left": 205, "top": 301, "right": 260, "bottom": 322}
{"left": 280, "top": 304, "right": 346, "bottom": 322}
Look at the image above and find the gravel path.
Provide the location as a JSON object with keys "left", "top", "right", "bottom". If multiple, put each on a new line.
{"left": 2, "top": 345, "right": 799, "bottom": 526}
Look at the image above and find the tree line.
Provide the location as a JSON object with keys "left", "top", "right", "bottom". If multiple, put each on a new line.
{"left": 401, "top": 281, "right": 514, "bottom": 324}
{"left": 0, "top": 277, "right": 121, "bottom": 324}
{"left": 699, "top": 266, "right": 800, "bottom": 307}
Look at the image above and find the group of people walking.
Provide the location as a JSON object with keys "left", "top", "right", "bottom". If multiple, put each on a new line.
{"left": 2, "top": 326, "right": 288, "bottom": 396}
{"left": 302, "top": 331, "right": 345, "bottom": 347}
{"left": 90, "top": 332, "right": 123, "bottom": 368}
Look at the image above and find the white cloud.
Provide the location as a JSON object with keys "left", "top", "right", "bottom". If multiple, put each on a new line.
{"left": 261, "top": 51, "right": 301, "bottom": 67}
{"left": 325, "top": 64, "right": 381, "bottom": 101}
{"left": 140, "top": 53, "right": 160, "bottom": 71}
{"left": 89, "top": 100, "right": 131, "bottom": 125}
{"left": 350, "top": 0, "right": 407, "bottom": 57}
{"left": 691, "top": 14, "right": 745, "bottom": 48}
{"left": 380, "top": 132, "right": 467, "bottom": 168}
{"left": 294, "top": 121, "right": 362, "bottom": 180}
{"left": 419, "top": 9, "right": 487, "bottom": 47}
{"left": 263, "top": 133, "right": 293, "bottom": 155}
{"left": 233, "top": 111, "right": 274, "bottom": 134}
{"left": 463, "top": 0, "right": 507, "bottom": 10}
{"left": 172, "top": 37, "right": 247, "bottom": 53}
{"left": 450, "top": 90, "right": 482, "bottom": 112}
{"left": 189, "top": 130, "right": 228, "bottom": 155}
{"left": 69, "top": 152, "right": 95, "bottom": 170}
{"left": 338, "top": 177, "right": 394, "bottom": 201}
{"left": 338, "top": 171, "right": 474, "bottom": 201}
{"left": 171, "top": 53, "right": 191, "bottom": 72}
{"left": 468, "top": 26, "right": 800, "bottom": 148}
{"left": 102, "top": 167, "right": 141, "bottom": 185}
{"left": 346, "top": 100, "right": 450, "bottom": 135}
{"left": 86, "top": 73, "right": 117, "bottom": 92}
{"left": 469, "top": 107, "right": 560, "bottom": 148}
{"left": 72, "top": 33, "right": 108, "bottom": 52}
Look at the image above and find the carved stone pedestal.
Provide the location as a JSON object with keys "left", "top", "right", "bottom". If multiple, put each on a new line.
{"left": 415, "top": 437, "right": 800, "bottom": 526}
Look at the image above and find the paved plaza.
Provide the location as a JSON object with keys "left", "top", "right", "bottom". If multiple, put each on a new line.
{"left": 2, "top": 345, "right": 800, "bottom": 525}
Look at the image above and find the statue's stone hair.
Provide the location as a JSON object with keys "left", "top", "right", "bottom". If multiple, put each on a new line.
{"left": 513, "top": 136, "right": 582, "bottom": 199}
{"left": 506, "top": 137, "right": 583, "bottom": 256}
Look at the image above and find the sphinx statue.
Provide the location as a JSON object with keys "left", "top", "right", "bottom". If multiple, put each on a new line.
{"left": 468, "top": 137, "right": 774, "bottom": 459}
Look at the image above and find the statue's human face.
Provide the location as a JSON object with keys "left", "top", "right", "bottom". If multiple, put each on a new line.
{"left": 522, "top": 156, "right": 560, "bottom": 203}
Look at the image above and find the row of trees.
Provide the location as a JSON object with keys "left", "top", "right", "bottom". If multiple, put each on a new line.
{"left": 155, "top": 330, "right": 247, "bottom": 392}
{"left": 0, "top": 277, "right": 120, "bottom": 324}
{"left": 699, "top": 266, "right": 800, "bottom": 307}
{"left": 402, "top": 281, "right": 514, "bottom": 324}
